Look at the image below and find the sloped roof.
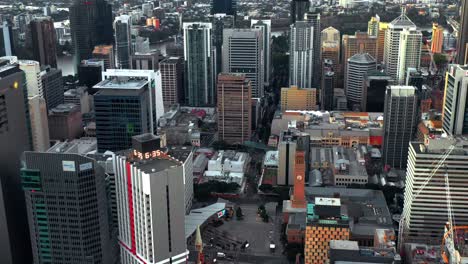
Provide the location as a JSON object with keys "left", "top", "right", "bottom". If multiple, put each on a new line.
{"left": 390, "top": 14, "right": 416, "bottom": 28}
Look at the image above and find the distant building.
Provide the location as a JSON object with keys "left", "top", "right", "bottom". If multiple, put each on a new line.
{"left": 217, "top": 73, "right": 252, "bottom": 144}
{"left": 0, "top": 59, "right": 32, "bottom": 264}
{"left": 251, "top": 19, "right": 271, "bottom": 86}
{"left": 367, "top": 15, "right": 380, "bottom": 37}
{"left": 383, "top": 13, "right": 422, "bottom": 83}
{"left": 114, "top": 134, "right": 188, "bottom": 264}
{"left": 93, "top": 69, "right": 163, "bottom": 152}
{"left": 223, "top": 28, "right": 264, "bottom": 98}
{"left": 290, "top": 21, "right": 314, "bottom": 89}
{"left": 92, "top": 45, "right": 115, "bottom": 70}
{"left": 21, "top": 139, "right": 114, "bottom": 264}
{"left": 69, "top": 0, "right": 113, "bottom": 65}
{"left": 211, "top": 0, "right": 236, "bottom": 18}
{"left": 159, "top": 56, "right": 184, "bottom": 109}
{"left": 362, "top": 70, "right": 394, "bottom": 112}
{"left": 305, "top": 10, "right": 321, "bottom": 88}
{"left": 212, "top": 14, "right": 235, "bottom": 78}
{"left": 48, "top": 103, "right": 83, "bottom": 140}
{"left": 183, "top": 22, "right": 216, "bottom": 106}
{"left": 0, "top": 21, "right": 15, "bottom": 56}
{"left": 342, "top": 32, "right": 377, "bottom": 78}
{"left": 442, "top": 64, "right": 468, "bottom": 135}
{"left": 281, "top": 85, "right": 317, "bottom": 111}
{"left": 130, "top": 51, "right": 161, "bottom": 71}
{"left": 456, "top": 0, "right": 468, "bottom": 64}
{"left": 382, "top": 86, "right": 418, "bottom": 169}
{"left": 78, "top": 59, "right": 104, "bottom": 91}
{"left": 291, "top": 0, "right": 309, "bottom": 23}
{"left": 431, "top": 23, "right": 444, "bottom": 53}
{"left": 321, "top": 60, "right": 336, "bottom": 111}
{"left": 30, "top": 17, "right": 57, "bottom": 67}
{"left": 321, "top": 27, "right": 341, "bottom": 83}
{"left": 114, "top": 15, "right": 132, "bottom": 69}
{"left": 345, "top": 53, "right": 376, "bottom": 110}
{"left": 40, "top": 66, "right": 63, "bottom": 111}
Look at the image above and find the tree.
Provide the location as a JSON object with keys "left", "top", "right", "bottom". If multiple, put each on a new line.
{"left": 236, "top": 207, "right": 243, "bottom": 220}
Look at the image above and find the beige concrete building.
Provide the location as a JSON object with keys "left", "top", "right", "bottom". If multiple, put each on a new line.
{"left": 280, "top": 85, "right": 317, "bottom": 111}
{"left": 342, "top": 32, "right": 377, "bottom": 76}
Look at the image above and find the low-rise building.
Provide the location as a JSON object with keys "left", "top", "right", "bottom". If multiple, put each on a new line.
{"left": 203, "top": 150, "right": 250, "bottom": 185}
{"left": 48, "top": 103, "right": 83, "bottom": 140}
{"left": 193, "top": 153, "right": 209, "bottom": 183}
{"left": 260, "top": 150, "right": 279, "bottom": 186}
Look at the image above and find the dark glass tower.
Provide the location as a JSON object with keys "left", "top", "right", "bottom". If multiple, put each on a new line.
{"left": 456, "top": 0, "right": 468, "bottom": 64}
{"left": 30, "top": 17, "right": 57, "bottom": 68}
{"left": 70, "top": 0, "right": 113, "bottom": 65}
{"left": 211, "top": 0, "right": 237, "bottom": 18}
{"left": 291, "top": 0, "right": 310, "bottom": 24}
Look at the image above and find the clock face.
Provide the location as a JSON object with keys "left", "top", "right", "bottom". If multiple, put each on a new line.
{"left": 296, "top": 175, "right": 303, "bottom": 181}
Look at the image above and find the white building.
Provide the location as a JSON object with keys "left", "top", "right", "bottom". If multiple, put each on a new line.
{"left": 289, "top": 21, "right": 314, "bottom": 89}
{"left": 222, "top": 28, "right": 265, "bottom": 98}
{"left": 442, "top": 64, "right": 468, "bottom": 136}
{"left": 384, "top": 13, "right": 422, "bottom": 83}
{"left": 402, "top": 137, "right": 468, "bottom": 244}
{"left": 251, "top": 19, "right": 271, "bottom": 87}
{"left": 204, "top": 151, "right": 250, "bottom": 185}
{"left": 114, "top": 134, "right": 188, "bottom": 264}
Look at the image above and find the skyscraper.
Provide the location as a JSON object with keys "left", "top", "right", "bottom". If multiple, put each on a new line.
{"left": 456, "top": 0, "right": 468, "bottom": 64}
{"left": 367, "top": 15, "right": 380, "bottom": 37}
{"left": 382, "top": 86, "right": 418, "bottom": 169}
{"left": 278, "top": 130, "right": 310, "bottom": 186}
{"left": 362, "top": 70, "right": 394, "bottom": 112}
{"left": 40, "top": 66, "right": 64, "bottom": 111}
{"left": 29, "top": 17, "right": 57, "bottom": 67}
{"left": 342, "top": 32, "right": 377, "bottom": 77}
{"left": 442, "top": 64, "right": 468, "bottom": 136}
{"left": 0, "top": 21, "right": 15, "bottom": 56}
{"left": 345, "top": 53, "right": 376, "bottom": 110}
{"left": 431, "top": 23, "right": 444, "bottom": 54}
{"left": 321, "top": 27, "right": 340, "bottom": 83}
{"left": 383, "top": 13, "right": 422, "bottom": 83}
{"left": 251, "top": 19, "right": 271, "bottom": 86}
{"left": 78, "top": 59, "right": 104, "bottom": 90}
{"left": 291, "top": 0, "right": 310, "bottom": 24}
{"left": 281, "top": 85, "right": 317, "bottom": 111}
{"left": 402, "top": 137, "right": 468, "bottom": 244}
{"left": 289, "top": 21, "right": 314, "bottom": 89}
{"left": 114, "top": 134, "right": 188, "bottom": 264}
{"left": 321, "top": 59, "right": 336, "bottom": 110}
{"left": 183, "top": 22, "right": 216, "bottom": 106}
{"left": 212, "top": 14, "right": 235, "bottom": 78}
{"left": 92, "top": 45, "right": 115, "bottom": 70}
{"left": 376, "top": 22, "right": 389, "bottom": 64}
{"left": 21, "top": 139, "right": 114, "bottom": 264}
{"left": 0, "top": 59, "right": 32, "bottom": 264}
{"left": 114, "top": 15, "right": 132, "bottom": 69}
{"left": 223, "top": 28, "right": 264, "bottom": 97}
{"left": 160, "top": 56, "right": 184, "bottom": 109}
{"left": 211, "top": 0, "right": 237, "bottom": 18}
{"left": 70, "top": 0, "right": 113, "bottom": 65}
{"left": 217, "top": 73, "right": 252, "bottom": 144}
{"left": 130, "top": 51, "right": 161, "bottom": 71}
{"left": 305, "top": 10, "right": 321, "bottom": 87}
{"left": 93, "top": 69, "right": 164, "bottom": 152}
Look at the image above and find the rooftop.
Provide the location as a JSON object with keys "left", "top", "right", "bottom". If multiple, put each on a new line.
{"left": 49, "top": 103, "right": 79, "bottom": 114}
{"left": 47, "top": 138, "right": 97, "bottom": 154}
{"left": 348, "top": 53, "right": 376, "bottom": 64}
{"left": 263, "top": 151, "right": 279, "bottom": 167}
{"left": 93, "top": 77, "right": 148, "bottom": 90}
{"left": 389, "top": 13, "right": 416, "bottom": 28}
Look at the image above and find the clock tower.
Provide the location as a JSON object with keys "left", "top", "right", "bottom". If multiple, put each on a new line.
{"left": 291, "top": 150, "right": 306, "bottom": 208}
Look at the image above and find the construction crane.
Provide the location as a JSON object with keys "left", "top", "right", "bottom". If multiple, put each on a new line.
{"left": 398, "top": 145, "right": 456, "bottom": 253}
{"left": 441, "top": 225, "right": 468, "bottom": 264}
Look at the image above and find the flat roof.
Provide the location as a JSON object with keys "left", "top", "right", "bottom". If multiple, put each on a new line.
{"left": 47, "top": 138, "right": 97, "bottom": 154}
{"left": 315, "top": 197, "right": 341, "bottom": 207}
{"left": 263, "top": 151, "right": 279, "bottom": 167}
{"left": 93, "top": 78, "right": 148, "bottom": 90}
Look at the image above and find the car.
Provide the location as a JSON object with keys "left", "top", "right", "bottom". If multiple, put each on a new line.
{"left": 217, "top": 252, "right": 226, "bottom": 258}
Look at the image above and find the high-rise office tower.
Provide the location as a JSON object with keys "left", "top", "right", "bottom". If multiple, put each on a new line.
{"left": 78, "top": 59, "right": 104, "bottom": 91}
{"left": 0, "top": 21, "right": 15, "bottom": 56}
{"left": 321, "top": 27, "right": 340, "bottom": 83}
{"left": 183, "top": 22, "right": 216, "bottom": 106}
{"left": 456, "top": 0, "right": 468, "bottom": 64}
{"left": 21, "top": 139, "right": 113, "bottom": 264}
{"left": 402, "top": 137, "right": 468, "bottom": 244}
{"left": 305, "top": 10, "right": 321, "bottom": 87}
{"left": 382, "top": 86, "right": 418, "bottom": 169}
{"left": 212, "top": 14, "right": 235, "bottom": 78}
{"left": 130, "top": 51, "right": 161, "bottom": 71}
{"left": 442, "top": 64, "right": 468, "bottom": 136}
{"left": 281, "top": 85, "right": 317, "bottom": 111}
{"left": 383, "top": 13, "right": 422, "bottom": 83}
{"left": 345, "top": 53, "right": 376, "bottom": 110}
{"left": 29, "top": 17, "right": 57, "bottom": 67}
{"left": 321, "top": 59, "right": 336, "bottom": 110}
{"left": 40, "top": 66, "right": 64, "bottom": 111}
{"left": 223, "top": 28, "right": 264, "bottom": 98}
{"left": 291, "top": 0, "right": 310, "bottom": 24}
{"left": 19, "top": 60, "right": 50, "bottom": 152}
{"left": 0, "top": 59, "right": 32, "bottom": 264}
{"left": 70, "top": 0, "right": 113, "bottom": 65}
{"left": 362, "top": 70, "right": 394, "bottom": 112}
{"left": 376, "top": 22, "right": 389, "bottom": 64}
{"left": 289, "top": 21, "right": 314, "bottom": 89}
{"left": 342, "top": 32, "right": 377, "bottom": 77}
{"left": 93, "top": 69, "right": 164, "bottom": 152}
{"left": 92, "top": 45, "right": 115, "bottom": 70}
{"left": 217, "top": 73, "right": 252, "bottom": 144}
{"left": 431, "top": 23, "right": 444, "bottom": 54}
{"left": 160, "top": 56, "right": 184, "bottom": 109}
{"left": 114, "top": 15, "right": 132, "bottom": 69}
{"left": 278, "top": 130, "right": 310, "bottom": 186}
{"left": 251, "top": 19, "right": 271, "bottom": 86}
{"left": 367, "top": 15, "right": 380, "bottom": 37}
{"left": 211, "top": 0, "right": 237, "bottom": 18}
{"left": 114, "top": 134, "right": 188, "bottom": 264}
